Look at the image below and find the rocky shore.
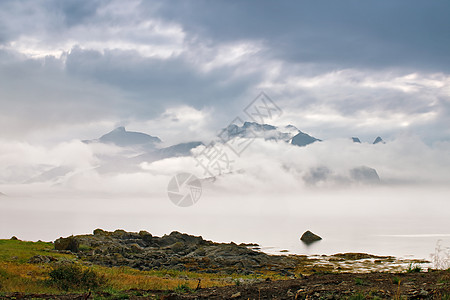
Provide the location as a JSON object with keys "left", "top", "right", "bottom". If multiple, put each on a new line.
{"left": 53, "top": 229, "right": 428, "bottom": 276}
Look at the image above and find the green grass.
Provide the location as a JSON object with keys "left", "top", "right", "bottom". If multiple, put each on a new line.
{"left": 0, "top": 238, "right": 274, "bottom": 295}
{"left": 0, "top": 239, "right": 74, "bottom": 263}
{"left": 174, "top": 283, "right": 193, "bottom": 293}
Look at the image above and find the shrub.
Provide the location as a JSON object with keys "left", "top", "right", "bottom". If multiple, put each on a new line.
{"left": 48, "top": 264, "right": 106, "bottom": 291}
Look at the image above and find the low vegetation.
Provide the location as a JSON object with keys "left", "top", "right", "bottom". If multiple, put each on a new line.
{"left": 0, "top": 238, "right": 263, "bottom": 295}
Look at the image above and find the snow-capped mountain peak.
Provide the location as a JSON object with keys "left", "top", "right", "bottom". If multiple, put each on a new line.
{"left": 220, "top": 121, "right": 302, "bottom": 142}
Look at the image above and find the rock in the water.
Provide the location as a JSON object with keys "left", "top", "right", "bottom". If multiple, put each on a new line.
{"left": 300, "top": 231, "right": 322, "bottom": 244}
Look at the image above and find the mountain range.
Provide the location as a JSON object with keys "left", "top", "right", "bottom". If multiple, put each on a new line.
{"left": 1, "top": 123, "right": 385, "bottom": 186}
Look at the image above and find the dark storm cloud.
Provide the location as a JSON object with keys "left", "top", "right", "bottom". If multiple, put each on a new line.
{"left": 0, "top": 50, "right": 127, "bottom": 138}
{"left": 152, "top": 0, "right": 450, "bottom": 71}
{"left": 54, "top": 0, "right": 102, "bottom": 27}
{"left": 65, "top": 46, "right": 263, "bottom": 117}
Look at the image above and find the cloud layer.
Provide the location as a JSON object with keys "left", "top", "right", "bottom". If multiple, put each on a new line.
{"left": 0, "top": 0, "right": 449, "bottom": 144}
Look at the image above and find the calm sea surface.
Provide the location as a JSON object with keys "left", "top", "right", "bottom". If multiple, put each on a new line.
{"left": 1, "top": 186, "right": 449, "bottom": 261}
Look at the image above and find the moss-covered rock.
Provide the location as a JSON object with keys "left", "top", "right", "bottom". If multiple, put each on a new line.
{"left": 54, "top": 236, "right": 79, "bottom": 252}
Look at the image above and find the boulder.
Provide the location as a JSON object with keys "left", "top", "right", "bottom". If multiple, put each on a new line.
{"left": 139, "top": 230, "right": 153, "bottom": 243}
{"left": 54, "top": 236, "right": 79, "bottom": 252}
{"left": 300, "top": 231, "right": 322, "bottom": 244}
{"left": 93, "top": 228, "right": 108, "bottom": 236}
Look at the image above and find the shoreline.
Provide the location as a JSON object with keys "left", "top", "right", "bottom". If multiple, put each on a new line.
{"left": 1, "top": 230, "right": 448, "bottom": 299}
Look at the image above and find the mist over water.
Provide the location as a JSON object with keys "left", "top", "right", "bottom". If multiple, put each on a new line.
{"left": 1, "top": 181, "right": 449, "bottom": 260}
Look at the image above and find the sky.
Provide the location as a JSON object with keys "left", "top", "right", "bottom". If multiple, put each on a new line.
{"left": 0, "top": 0, "right": 450, "bottom": 145}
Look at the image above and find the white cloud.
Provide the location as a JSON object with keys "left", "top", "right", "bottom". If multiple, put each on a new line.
{"left": 134, "top": 105, "right": 216, "bottom": 145}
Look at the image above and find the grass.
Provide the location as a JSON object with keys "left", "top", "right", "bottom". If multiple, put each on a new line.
{"left": 406, "top": 263, "right": 422, "bottom": 273}
{"left": 354, "top": 277, "right": 365, "bottom": 285}
{"left": 0, "top": 238, "right": 270, "bottom": 295}
{"left": 173, "top": 283, "right": 193, "bottom": 293}
{"left": 348, "top": 292, "right": 365, "bottom": 300}
{"left": 0, "top": 239, "right": 73, "bottom": 263}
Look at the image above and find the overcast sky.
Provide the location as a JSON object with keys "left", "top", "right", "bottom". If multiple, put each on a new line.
{"left": 1, "top": 0, "right": 450, "bottom": 144}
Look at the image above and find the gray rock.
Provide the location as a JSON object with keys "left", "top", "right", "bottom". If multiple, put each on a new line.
{"left": 54, "top": 236, "right": 79, "bottom": 252}
{"left": 93, "top": 228, "right": 108, "bottom": 236}
{"left": 300, "top": 231, "right": 322, "bottom": 244}
{"left": 28, "top": 255, "right": 57, "bottom": 264}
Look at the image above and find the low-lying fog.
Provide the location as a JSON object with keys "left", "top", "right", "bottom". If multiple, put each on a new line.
{"left": 1, "top": 135, "right": 450, "bottom": 260}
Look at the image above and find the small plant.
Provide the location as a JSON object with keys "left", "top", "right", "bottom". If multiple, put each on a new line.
{"left": 393, "top": 279, "right": 402, "bottom": 300}
{"left": 392, "top": 276, "right": 401, "bottom": 285}
{"left": 174, "top": 283, "right": 192, "bottom": 293}
{"left": 354, "top": 277, "right": 365, "bottom": 285}
{"left": 440, "top": 293, "right": 450, "bottom": 300}
{"left": 406, "top": 263, "right": 422, "bottom": 273}
{"left": 431, "top": 240, "right": 450, "bottom": 270}
{"left": 48, "top": 264, "right": 107, "bottom": 291}
{"left": 438, "top": 276, "right": 449, "bottom": 284}
{"left": 349, "top": 292, "right": 365, "bottom": 300}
